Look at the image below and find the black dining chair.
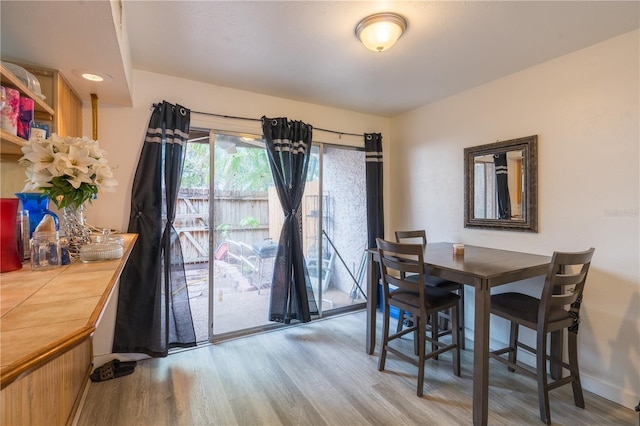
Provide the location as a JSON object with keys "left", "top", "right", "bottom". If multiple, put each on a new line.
{"left": 376, "top": 238, "right": 460, "bottom": 397}
{"left": 489, "top": 247, "right": 595, "bottom": 425}
{"left": 395, "top": 230, "right": 466, "bottom": 350}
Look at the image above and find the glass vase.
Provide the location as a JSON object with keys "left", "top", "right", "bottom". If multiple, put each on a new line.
{"left": 63, "top": 204, "right": 91, "bottom": 257}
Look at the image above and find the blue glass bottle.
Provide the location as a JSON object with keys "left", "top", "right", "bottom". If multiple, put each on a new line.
{"left": 15, "top": 192, "right": 59, "bottom": 238}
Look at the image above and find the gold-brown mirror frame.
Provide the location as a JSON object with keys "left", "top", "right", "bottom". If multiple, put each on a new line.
{"left": 464, "top": 135, "right": 538, "bottom": 232}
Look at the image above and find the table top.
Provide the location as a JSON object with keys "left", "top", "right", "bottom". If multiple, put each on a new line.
{"left": 424, "top": 242, "right": 551, "bottom": 277}
{"left": 370, "top": 242, "right": 551, "bottom": 287}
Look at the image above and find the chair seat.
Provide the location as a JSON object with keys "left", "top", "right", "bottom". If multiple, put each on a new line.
{"left": 427, "top": 275, "right": 462, "bottom": 291}
{"left": 391, "top": 286, "right": 459, "bottom": 310}
{"left": 403, "top": 273, "right": 464, "bottom": 348}
{"left": 407, "top": 273, "right": 460, "bottom": 289}
{"left": 491, "top": 292, "right": 572, "bottom": 325}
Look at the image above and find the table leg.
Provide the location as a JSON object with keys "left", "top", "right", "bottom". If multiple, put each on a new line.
{"left": 473, "top": 280, "right": 490, "bottom": 426}
{"left": 366, "top": 251, "right": 377, "bottom": 355}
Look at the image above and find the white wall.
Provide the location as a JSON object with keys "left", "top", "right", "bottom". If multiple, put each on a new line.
{"left": 389, "top": 30, "right": 639, "bottom": 408}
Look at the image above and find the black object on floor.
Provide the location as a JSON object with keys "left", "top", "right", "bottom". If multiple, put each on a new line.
{"left": 90, "top": 359, "right": 137, "bottom": 382}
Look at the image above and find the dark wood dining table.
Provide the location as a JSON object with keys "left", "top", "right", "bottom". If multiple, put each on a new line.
{"left": 365, "top": 242, "right": 552, "bottom": 426}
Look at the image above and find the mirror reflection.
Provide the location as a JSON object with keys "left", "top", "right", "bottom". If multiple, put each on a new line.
{"left": 473, "top": 150, "right": 524, "bottom": 221}
{"left": 464, "top": 135, "right": 538, "bottom": 232}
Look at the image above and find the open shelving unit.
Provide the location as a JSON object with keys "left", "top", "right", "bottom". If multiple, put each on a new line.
{"left": 0, "top": 63, "right": 55, "bottom": 156}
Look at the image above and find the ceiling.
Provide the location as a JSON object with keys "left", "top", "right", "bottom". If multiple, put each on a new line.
{"left": 1, "top": 1, "right": 638, "bottom": 117}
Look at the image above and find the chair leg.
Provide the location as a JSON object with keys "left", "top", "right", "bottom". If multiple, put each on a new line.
{"left": 508, "top": 322, "right": 519, "bottom": 372}
{"left": 396, "top": 310, "right": 405, "bottom": 333}
{"left": 417, "top": 315, "right": 427, "bottom": 397}
{"left": 432, "top": 313, "right": 439, "bottom": 360}
{"left": 452, "top": 304, "right": 460, "bottom": 377}
{"left": 458, "top": 287, "right": 466, "bottom": 350}
{"left": 568, "top": 330, "right": 585, "bottom": 408}
{"left": 378, "top": 303, "right": 390, "bottom": 372}
{"left": 413, "top": 316, "right": 420, "bottom": 356}
{"left": 439, "top": 309, "right": 450, "bottom": 331}
{"left": 536, "top": 331, "right": 552, "bottom": 425}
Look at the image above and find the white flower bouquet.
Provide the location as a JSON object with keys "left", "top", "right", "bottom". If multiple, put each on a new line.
{"left": 19, "top": 134, "right": 118, "bottom": 209}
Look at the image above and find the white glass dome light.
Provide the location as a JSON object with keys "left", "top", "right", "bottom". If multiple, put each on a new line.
{"left": 355, "top": 12, "right": 408, "bottom": 53}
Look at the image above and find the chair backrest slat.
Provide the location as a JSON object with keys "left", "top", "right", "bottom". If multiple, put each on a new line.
{"left": 395, "top": 230, "right": 427, "bottom": 247}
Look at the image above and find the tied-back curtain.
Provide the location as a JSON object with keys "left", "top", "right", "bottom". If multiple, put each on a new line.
{"left": 365, "top": 133, "right": 384, "bottom": 250}
{"left": 494, "top": 153, "right": 511, "bottom": 220}
{"left": 262, "top": 116, "right": 318, "bottom": 324}
{"left": 113, "top": 101, "right": 196, "bottom": 357}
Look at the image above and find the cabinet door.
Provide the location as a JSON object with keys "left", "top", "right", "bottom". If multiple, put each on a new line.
{"left": 56, "top": 73, "right": 82, "bottom": 137}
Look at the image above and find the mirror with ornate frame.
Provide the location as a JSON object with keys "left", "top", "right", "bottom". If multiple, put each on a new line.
{"left": 464, "top": 135, "right": 538, "bottom": 232}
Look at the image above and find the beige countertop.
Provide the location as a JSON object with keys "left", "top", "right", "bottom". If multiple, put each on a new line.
{"left": 0, "top": 234, "right": 137, "bottom": 387}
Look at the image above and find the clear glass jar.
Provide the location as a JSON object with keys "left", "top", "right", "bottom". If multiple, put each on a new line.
{"left": 30, "top": 231, "right": 61, "bottom": 270}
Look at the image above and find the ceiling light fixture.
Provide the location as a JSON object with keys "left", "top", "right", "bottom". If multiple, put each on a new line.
{"left": 81, "top": 73, "right": 104, "bottom": 82}
{"left": 71, "top": 69, "right": 112, "bottom": 83}
{"left": 355, "top": 12, "right": 408, "bottom": 53}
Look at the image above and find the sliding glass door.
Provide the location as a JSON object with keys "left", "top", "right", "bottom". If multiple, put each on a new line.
{"left": 304, "top": 145, "right": 368, "bottom": 314}
{"left": 179, "top": 130, "right": 367, "bottom": 343}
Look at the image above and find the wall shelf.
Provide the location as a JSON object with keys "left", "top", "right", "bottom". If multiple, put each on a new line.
{"left": 1, "top": 63, "right": 55, "bottom": 157}
{"left": 1, "top": 63, "right": 54, "bottom": 117}
{"left": 0, "top": 130, "right": 27, "bottom": 155}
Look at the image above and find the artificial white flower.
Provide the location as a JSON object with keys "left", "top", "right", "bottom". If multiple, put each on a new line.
{"left": 20, "top": 134, "right": 118, "bottom": 209}
{"left": 20, "top": 139, "right": 56, "bottom": 173}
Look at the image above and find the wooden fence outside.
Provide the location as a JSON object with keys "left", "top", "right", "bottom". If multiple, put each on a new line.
{"left": 175, "top": 188, "right": 271, "bottom": 264}
{"left": 176, "top": 182, "right": 321, "bottom": 265}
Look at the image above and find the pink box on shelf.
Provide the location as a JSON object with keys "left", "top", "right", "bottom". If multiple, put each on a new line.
{"left": 1, "top": 86, "right": 20, "bottom": 135}
{"left": 18, "top": 97, "right": 34, "bottom": 140}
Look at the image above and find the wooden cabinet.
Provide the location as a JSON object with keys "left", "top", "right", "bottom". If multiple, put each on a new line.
{"left": 0, "top": 62, "right": 82, "bottom": 156}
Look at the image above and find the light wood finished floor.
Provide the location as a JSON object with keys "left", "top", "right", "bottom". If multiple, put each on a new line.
{"left": 78, "top": 310, "right": 635, "bottom": 425}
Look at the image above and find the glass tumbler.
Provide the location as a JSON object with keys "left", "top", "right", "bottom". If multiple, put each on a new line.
{"left": 30, "top": 231, "right": 61, "bottom": 270}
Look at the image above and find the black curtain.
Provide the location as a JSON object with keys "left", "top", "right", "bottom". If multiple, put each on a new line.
{"left": 262, "top": 117, "right": 318, "bottom": 324}
{"left": 113, "top": 101, "right": 196, "bottom": 357}
{"left": 365, "top": 133, "right": 384, "bottom": 249}
{"left": 494, "top": 153, "right": 511, "bottom": 220}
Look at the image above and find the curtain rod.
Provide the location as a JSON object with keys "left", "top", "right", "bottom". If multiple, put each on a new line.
{"left": 187, "top": 108, "right": 366, "bottom": 139}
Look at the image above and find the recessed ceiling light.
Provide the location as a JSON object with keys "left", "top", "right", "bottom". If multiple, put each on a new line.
{"left": 71, "top": 69, "right": 112, "bottom": 82}
{"left": 81, "top": 73, "right": 104, "bottom": 82}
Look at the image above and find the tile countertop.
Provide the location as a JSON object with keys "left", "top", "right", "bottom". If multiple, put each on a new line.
{"left": 0, "top": 233, "right": 137, "bottom": 387}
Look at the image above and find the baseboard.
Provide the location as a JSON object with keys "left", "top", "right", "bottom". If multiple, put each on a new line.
{"left": 582, "top": 373, "right": 639, "bottom": 410}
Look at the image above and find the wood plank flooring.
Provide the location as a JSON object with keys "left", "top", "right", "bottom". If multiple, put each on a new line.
{"left": 77, "top": 310, "right": 636, "bottom": 425}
